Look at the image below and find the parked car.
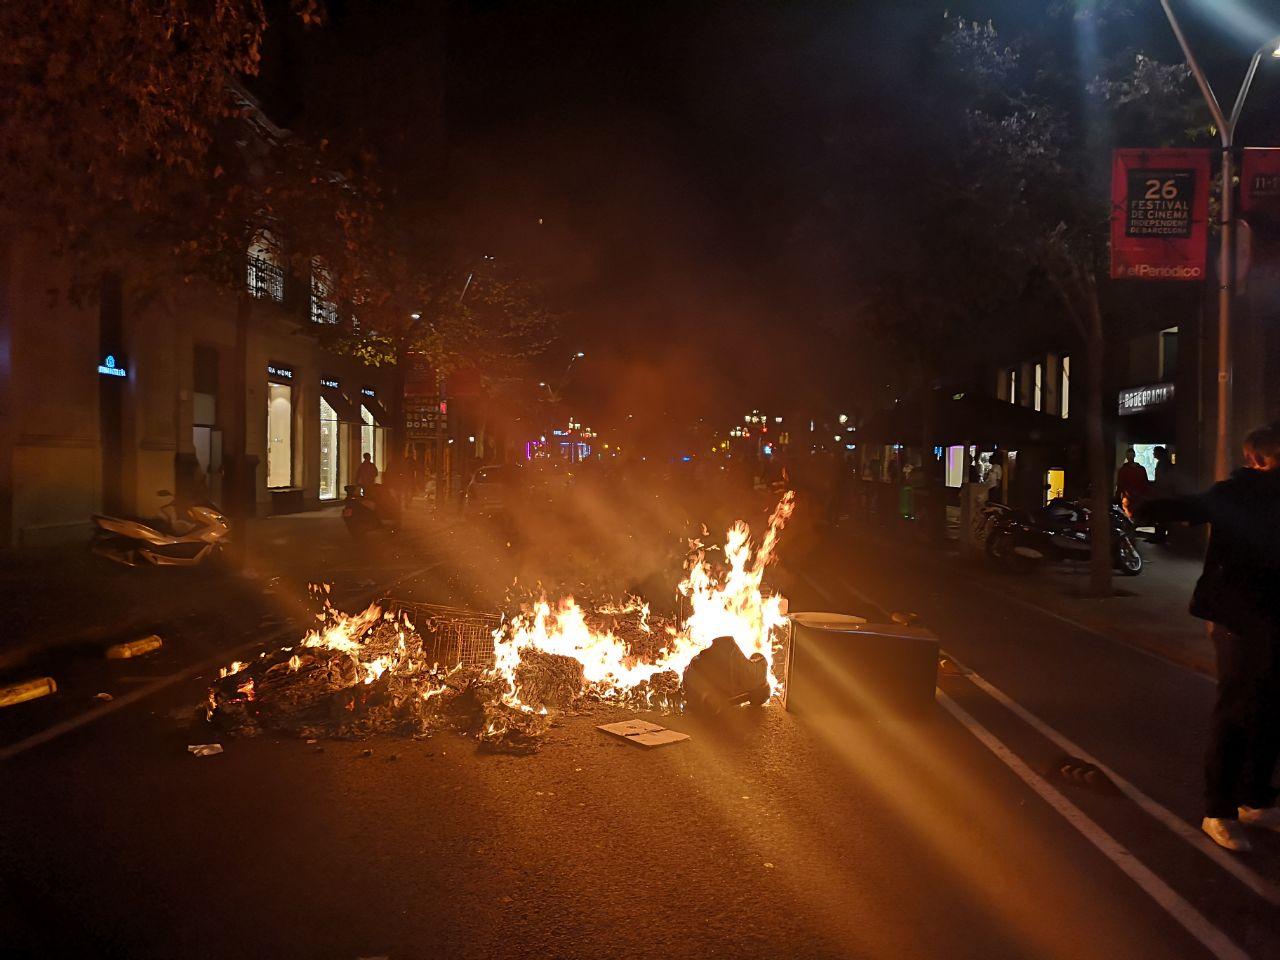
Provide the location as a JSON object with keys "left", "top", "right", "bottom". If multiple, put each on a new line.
{"left": 466, "top": 465, "right": 510, "bottom": 514}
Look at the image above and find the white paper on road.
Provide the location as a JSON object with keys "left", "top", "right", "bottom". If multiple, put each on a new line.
{"left": 187, "top": 744, "right": 224, "bottom": 757}
{"left": 597, "top": 719, "right": 690, "bottom": 748}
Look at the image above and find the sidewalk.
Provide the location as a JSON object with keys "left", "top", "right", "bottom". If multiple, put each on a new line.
{"left": 842, "top": 520, "right": 1215, "bottom": 678}
{"left": 969, "top": 541, "right": 1214, "bottom": 676}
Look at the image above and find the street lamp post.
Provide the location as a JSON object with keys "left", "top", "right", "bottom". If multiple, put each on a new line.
{"left": 1159, "top": 0, "right": 1280, "bottom": 479}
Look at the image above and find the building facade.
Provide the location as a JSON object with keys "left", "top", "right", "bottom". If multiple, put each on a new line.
{"left": 0, "top": 236, "right": 395, "bottom": 551}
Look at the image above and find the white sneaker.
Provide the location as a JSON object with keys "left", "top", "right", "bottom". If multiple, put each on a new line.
{"left": 1238, "top": 806, "right": 1280, "bottom": 832}
{"left": 1203, "top": 817, "right": 1252, "bottom": 851}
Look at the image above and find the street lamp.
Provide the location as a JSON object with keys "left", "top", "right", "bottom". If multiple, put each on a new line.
{"left": 1160, "top": 0, "right": 1280, "bottom": 480}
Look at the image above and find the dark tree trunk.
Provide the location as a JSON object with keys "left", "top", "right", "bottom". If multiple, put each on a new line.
{"left": 920, "top": 386, "right": 945, "bottom": 543}
{"left": 1083, "top": 302, "right": 1112, "bottom": 599}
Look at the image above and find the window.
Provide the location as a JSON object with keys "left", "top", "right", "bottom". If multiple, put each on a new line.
{"left": 944, "top": 445, "right": 965, "bottom": 488}
{"left": 361, "top": 404, "right": 385, "bottom": 474}
{"left": 248, "top": 231, "right": 284, "bottom": 302}
{"left": 267, "top": 383, "right": 293, "bottom": 487}
{"left": 1033, "top": 362, "right": 1043, "bottom": 412}
{"left": 1007, "top": 368, "right": 1018, "bottom": 405}
{"left": 320, "top": 397, "right": 340, "bottom": 499}
{"left": 1045, "top": 469, "right": 1065, "bottom": 504}
{"left": 1060, "top": 356, "right": 1071, "bottom": 420}
{"left": 310, "top": 258, "right": 338, "bottom": 324}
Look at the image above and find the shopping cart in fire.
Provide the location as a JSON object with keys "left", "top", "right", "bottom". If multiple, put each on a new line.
{"left": 380, "top": 599, "right": 503, "bottom": 670}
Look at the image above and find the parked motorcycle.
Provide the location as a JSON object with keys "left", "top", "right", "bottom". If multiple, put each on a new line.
{"left": 92, "top": 490, "right": 229, "bottom": 567}
{"left": 341, "top": 484, "right": 400, "bottom": 537}
{"left": 974, "top": 499, "right": 1016, "bottom": 552}
{"left": 985, "top": 498, "right": 1143, "bottom": 576}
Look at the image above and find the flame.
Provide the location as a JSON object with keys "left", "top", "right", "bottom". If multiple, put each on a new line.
{"left": 301, "top": 602, "right": 385, "bottom": 657}
{"left": 493, "top": 491, "right": 796, "bottom": 705}
{"left": 215, "top": 493, "right": 797, "bottom": 716}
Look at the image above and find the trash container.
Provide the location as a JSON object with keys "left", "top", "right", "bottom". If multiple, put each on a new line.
{"left": 783, "top": 612, "right": 939, "bottom": 717}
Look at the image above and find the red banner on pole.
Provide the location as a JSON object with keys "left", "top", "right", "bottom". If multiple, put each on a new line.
{"left": 1241, "top": 147, "right": 1280, "bottom": 218}
{"left": 1110, "top": 148, "right": 1210, "bottom": 281}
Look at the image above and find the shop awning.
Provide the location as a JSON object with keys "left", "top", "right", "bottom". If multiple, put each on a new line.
{"left": 359, "top": 395, "right": 390, "bottom": 425}
{"left": 321, "top": 386, "right": 360, "bottom": 423}
{"left": 862, "top": 393, "right": 1074, "bottom": 449}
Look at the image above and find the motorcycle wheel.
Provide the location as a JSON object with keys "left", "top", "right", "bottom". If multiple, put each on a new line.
{"left": 1114, "top": 539, "right": 1143, "bottom": 576}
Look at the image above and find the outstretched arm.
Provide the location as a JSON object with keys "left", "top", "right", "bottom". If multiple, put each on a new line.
{"left": 1137, "top": 492, "right": 1212, "bottom": 526}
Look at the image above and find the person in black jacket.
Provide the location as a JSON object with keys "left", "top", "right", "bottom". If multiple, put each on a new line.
{"left": 1141, "top": 424, "right": 1280, "bottom": 851}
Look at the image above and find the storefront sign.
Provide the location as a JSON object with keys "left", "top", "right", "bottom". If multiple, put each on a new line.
{"left": 1118, "top": 382, "right": 1175, "bottom": 415}
{"left": 97, "top": 354, "right": 127, "bottom": 378}
{"left": 361, "top": 386, "right": 375, "bottom": 398}
{"left": 404, "top": 395, "right": 446, "bottom": 439}
{"left": 1110, "top": 149, "right": 1210, "bottom": 281}
{"left": 1241, "top": 148, "right": 1280, "bottom": 218}
{"left": 320, "top": 377, "right": 340, "bottom": 390}
{"left": 267, "top": 362, "right": 294, "bottom": 382}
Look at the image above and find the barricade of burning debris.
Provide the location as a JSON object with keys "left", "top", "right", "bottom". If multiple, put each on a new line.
{"left": 208, "top": 492, "right": 795, "bottom": 755}
{"left": 208, "top": 597, "right": 691, "bottom": 755}
{"left": 208, "top": 597, "right": 769, "bottom": 755}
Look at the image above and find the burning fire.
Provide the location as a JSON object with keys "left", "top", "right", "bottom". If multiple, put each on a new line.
{"left": 493, "top": 491, "right": 796, "bottom": 706}
{"left": 230, "top": 492, "right": 796, "bottom": 713}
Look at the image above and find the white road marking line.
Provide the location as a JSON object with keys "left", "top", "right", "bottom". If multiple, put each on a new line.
{"left": 837, "top": 575, "right": 890, "bottom": 612}
{"left": 938, "top": 690, "right": 1250, "bottom": 960}
{"left": 0, "top": 639, "right": 264, "bottom": 762}
{"left": 943, "top": 651, "right": 1280, "bottom": 908}
{"left": 807, "top": 567, "right": 1280, "bottom": 906}
{"left": 0, "top": 563, "right": 448, "bottom": 763}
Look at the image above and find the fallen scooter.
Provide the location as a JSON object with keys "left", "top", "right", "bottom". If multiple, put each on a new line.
{"left": 985, "top": 497, "right": 1143, "bottom": 576}
{"left": 92, "top": 490, "right": 229, "bottom": 567}
{"left": 341, "top": 484, "right": 401, "bottom": 537}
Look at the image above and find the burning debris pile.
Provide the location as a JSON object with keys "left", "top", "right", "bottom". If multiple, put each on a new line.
{"left": 208, "top": 492, "right": 796, "bottom": 754}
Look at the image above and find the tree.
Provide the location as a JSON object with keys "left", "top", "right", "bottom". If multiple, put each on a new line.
{"left": 939, "top": 6, "right": 1206, "bottom": 595}
{"left": 313, "top": 217, "right": 557, "bottom": 498}
{"left": 2, "top": 1, "right": 401, "bottom": 537}
{"left": 1, "top": 1, "right": 322, "bottom": 260}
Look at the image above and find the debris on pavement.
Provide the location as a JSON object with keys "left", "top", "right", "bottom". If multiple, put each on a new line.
{"left": 511, "top": 649, "right": 585, "bottom": 712}
{"left": 1051, "top": 754, "right": 1121, "bottom": 796}
{"left": 0, "top": 676, "right": 58, "bottom": 708}
{"left": 207, "top": 493, "right": 798, "bottom": 756}
{"left": 187, "top": 743, "right": 224, "bottom": 757}
{"left": 106, "top": 635, "right": 163, "bottom": 659}
{"left": 478, "top": 701, "right": 552, "bottom": 755}
{"left": 95, "top": 692, "right": 114, "bottom": 701}
{"left": 597, "top": 719, "right": 690, "bottom": 748}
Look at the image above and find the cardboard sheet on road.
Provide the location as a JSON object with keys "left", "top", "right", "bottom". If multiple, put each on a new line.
{"left": 597, "top": 719, "right": 690, "bottom": 748}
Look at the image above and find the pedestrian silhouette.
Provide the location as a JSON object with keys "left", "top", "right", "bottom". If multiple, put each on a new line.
{"left": 1142, "top": 424, "right": 1280, "bottom": 852}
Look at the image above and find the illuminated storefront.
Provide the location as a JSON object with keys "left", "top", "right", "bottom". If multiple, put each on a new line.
{"left": 266, "top": 363, "right": 295, "bottom": 488}
{"left": 360, "top": 387, "right": 386, "bottom": 473}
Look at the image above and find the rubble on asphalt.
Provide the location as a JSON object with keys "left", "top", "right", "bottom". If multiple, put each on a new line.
{"left": 205, "top": 600, "right": 682, "bottom": 755}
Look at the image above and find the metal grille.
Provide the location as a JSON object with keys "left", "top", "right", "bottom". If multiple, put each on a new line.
{"left": 383, "top": 599, "right": 501, "bottom": 669}
{"left": 248, "top": 255, "right": 285, "bottom": 302}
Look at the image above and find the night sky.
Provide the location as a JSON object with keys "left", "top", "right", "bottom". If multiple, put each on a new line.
{"left": 267, "top": 0, "right": 1280, "bottom": 440}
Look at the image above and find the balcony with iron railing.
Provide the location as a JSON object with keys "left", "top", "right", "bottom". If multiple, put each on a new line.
{"left": 248, "top": 254, "right": 285, "bottom": 302}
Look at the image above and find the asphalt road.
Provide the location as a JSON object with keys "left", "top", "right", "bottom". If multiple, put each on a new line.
{"left": 2, "top": 486, "right": 1278, "bottom": 959}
